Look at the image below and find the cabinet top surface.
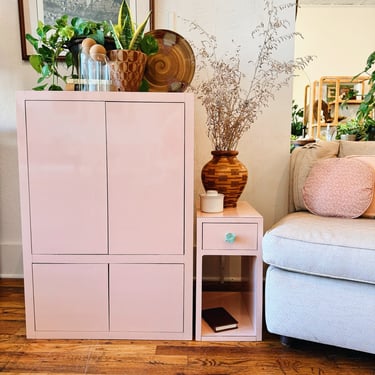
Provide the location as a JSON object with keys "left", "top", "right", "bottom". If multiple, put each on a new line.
{"left": 197, "top": 201, "right": 262, "bottom": 220}
{"left": 17, "top": 91, "right": 193, "bottom": 103}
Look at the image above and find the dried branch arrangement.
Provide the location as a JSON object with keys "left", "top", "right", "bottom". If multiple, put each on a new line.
{"left": 186, "top": 1, "right": 314, "bottom": 151}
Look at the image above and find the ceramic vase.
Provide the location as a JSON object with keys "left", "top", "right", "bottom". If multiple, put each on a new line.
{"left": 201, "top": 150, "right": 248, "bottom": 208}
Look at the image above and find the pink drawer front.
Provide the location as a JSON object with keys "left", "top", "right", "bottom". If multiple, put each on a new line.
{"left": 202, "top": 223, "right": 258, "bottom": 250}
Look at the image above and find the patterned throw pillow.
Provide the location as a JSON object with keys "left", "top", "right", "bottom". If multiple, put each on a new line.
{"left": 302, "top": 158, "right": 375, "bottom": 218}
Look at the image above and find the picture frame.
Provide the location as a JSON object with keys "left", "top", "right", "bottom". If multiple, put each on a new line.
{"left": 326, "top": 85, "right": 336, "bottom": 102}
{"left": 18, "top": 0, "right": 155, "bottom": 60}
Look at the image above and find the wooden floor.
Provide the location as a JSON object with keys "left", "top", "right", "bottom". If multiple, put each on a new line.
{"left": 1, "top": 278, "right": 375, "bottom": 375}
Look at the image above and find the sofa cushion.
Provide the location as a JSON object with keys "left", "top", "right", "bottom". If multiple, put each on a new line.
{"left": 339, "top": 140, "right": 375, "bottom": 157}
{"left": 289, "top": 141, "right": 339, "bottom": 212}
{"left": 263, "top": 211, "right": 375, "bottom": 284}
{"left": 302, "top": 157, "right": 375, "bottom": 218}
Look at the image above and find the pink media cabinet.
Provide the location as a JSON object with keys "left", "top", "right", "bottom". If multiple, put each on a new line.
{"left": 16, "top": 91, "right": 194, "bottom": 339}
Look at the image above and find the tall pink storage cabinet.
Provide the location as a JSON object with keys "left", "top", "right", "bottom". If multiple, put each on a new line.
{"left": 16, "top": 91, "right": 194, "bottom": 339}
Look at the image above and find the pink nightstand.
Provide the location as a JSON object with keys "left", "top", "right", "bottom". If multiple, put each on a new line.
{"left": 195, "top": 201, "right": 263, "bottom": 341}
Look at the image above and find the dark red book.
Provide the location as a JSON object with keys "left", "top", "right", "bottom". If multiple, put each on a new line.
{"left": 202, "top": 307, "right": 238, "bottom": 332}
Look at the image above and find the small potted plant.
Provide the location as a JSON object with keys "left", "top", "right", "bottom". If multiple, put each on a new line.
{"left": 108, "top": 0, "right": 158, "bottom": 91}
{"left": 336, "top": 119, "right": 364, "bottom": 141}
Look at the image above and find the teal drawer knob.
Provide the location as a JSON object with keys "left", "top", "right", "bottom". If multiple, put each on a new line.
{"left": 225, "top": 232, "right": 236, "bottom": 243}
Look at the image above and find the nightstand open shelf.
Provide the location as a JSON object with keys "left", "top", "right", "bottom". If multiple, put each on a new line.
{"left": 201, "top": 290, "right": 256, "bottom": 339}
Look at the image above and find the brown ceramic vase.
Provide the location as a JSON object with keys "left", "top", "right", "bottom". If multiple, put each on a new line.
{"left": 201, "top": 150, "right": 248, "bottom": 208}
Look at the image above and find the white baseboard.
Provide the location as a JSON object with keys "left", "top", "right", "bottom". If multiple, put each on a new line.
{"left": 0, "top": 242, "right": 23, "bottom": 278}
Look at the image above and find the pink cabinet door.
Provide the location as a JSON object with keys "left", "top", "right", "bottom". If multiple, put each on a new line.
{"left": 26, "top": 101, "right": 107, "bottom": 254}
{"left": 106, "top": 102, "right": 185, "bottom": 255}
{"left": 33, "top": 263, "right": 108, "bottom": 332}
{"left": 110, "top": 263, "right": 184, "bottom": 333}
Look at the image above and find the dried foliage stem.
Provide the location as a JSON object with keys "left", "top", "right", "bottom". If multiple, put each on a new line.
{"left": 185, "top": 1, "right": 314, "bottom": 151}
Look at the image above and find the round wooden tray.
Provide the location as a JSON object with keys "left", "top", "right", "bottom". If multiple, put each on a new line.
{"left": 144, "top": 29, "right": 195, "bottom": 92}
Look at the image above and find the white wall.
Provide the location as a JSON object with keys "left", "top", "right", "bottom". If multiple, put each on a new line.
{"left": 293, "top": 5, "right": 375, "bottom": 112}
{"left": 0, "top": 1, "right": 39, "bottom": 277}
{"left": 0, "top": 0, "right": 295, "bottom": 277}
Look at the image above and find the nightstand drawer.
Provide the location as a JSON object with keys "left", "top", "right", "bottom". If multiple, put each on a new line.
{"left": 201, "top": 223, "right": 258, "bottom": 250}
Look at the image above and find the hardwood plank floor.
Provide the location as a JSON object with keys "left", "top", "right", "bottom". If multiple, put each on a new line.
{"left": 1, "top": 278, "right": 375, "bottom": 374}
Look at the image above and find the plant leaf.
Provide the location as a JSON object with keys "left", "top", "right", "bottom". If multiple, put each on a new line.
{"left": 129, "top": 11, "right": 151, "bottom": 51}
{"left": 26, "top": 33, "right": 39, "bottom": 51}
{"left": 109, "top": 21, "right": 123, "bottom": 49}
{"left": 32, "top": 84, "right": 48, "bottom": 91}
{"left": 29, "top": 55, "right": 42, "bottom": 73}
{"left": 140, "top": 33, "right": 158, "bottom": 55}
{"left": 118, "top": 0, "right": 134, "bottom": 49}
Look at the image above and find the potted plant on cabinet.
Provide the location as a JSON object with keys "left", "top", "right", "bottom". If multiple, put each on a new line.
{"left": 108, "top": 0, "right": 158, "bottom": 91}
{"left": 187, "top": 1, "right": 314, "bottom": 207}
{"left": 26, "top": 16, "right": 112, "bottom": 90}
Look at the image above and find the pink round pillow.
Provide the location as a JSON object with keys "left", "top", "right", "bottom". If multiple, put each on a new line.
{"left": 302, "top": 158, "right": 375, "bottom": 218}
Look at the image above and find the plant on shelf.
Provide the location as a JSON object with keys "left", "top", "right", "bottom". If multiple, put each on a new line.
{"left": 353, "top": 51, "right": 375, "bottom": 140}
{"left": 291, "top": 100, "right": 305, "bottom": 138}
{"left": 26, "top": 16, "right": 111, "bottom": 90}
{"left": 335, "top": 119, "right": 365, "bottom": 141}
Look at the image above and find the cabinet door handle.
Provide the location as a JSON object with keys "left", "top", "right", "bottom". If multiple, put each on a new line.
{"left": 225, "top": 232, "right": 236, "bottom": 243}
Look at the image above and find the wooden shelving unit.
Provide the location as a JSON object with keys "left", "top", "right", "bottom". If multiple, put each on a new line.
{"left": 305, "top": 75, "right": 369, "bottom": 139}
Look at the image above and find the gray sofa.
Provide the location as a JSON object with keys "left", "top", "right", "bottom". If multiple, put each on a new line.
{"left": 263, "top": 140, "right": 375, "bottom": 354}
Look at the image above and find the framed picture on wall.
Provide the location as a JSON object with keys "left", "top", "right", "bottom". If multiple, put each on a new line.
{"left": 18, "top": 0, "right": 155, "bottom": 60}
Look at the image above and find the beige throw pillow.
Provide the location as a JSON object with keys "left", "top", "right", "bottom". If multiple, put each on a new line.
{"left": 290, "top": 141, "right": 339, "bottom": 212}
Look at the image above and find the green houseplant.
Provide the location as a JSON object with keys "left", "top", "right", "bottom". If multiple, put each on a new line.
{"left": 336, "top": 119, "right": 364, "bottom": 141}
{"left": 354, "top": 51, "right": 375, "bottom": 140}
{"left": 291, "top": 100, "right": 305, "bottom": 137}
{"left": 26, "top": 16, "right": 111, "bottom": 90}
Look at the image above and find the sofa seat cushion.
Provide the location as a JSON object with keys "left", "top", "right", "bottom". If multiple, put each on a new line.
{"left": 263, "top": 211, "right": 375, "bottom": 284}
